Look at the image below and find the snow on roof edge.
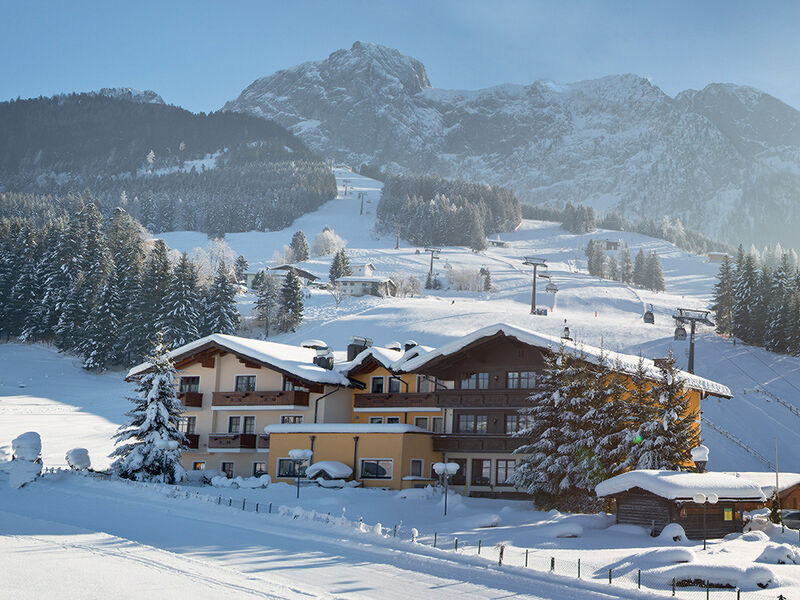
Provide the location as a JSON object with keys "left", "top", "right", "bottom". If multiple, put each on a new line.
{"left": 265, "top": 423, "right": 428, "bottom": 434}
{"left": 595, "top": 470, "right": 766, "bottom": 501}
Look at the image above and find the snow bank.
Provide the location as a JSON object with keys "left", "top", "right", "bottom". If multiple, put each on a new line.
{"left": 12, "top": 432, "right": 41, "bottom": 462}
{"left": 756, "top": 543, "right": 800, "bottom": 565}
{"left": 210, "top": 475, "right": 270, "bottom": 489}
{"left": 542, "top": 522, "right": 583, "bottom": 538}
{"left": 9, "top": 460, "right": 41, "bottom": 488}
{"left": 725, "top": 530, "right": 770, "bottom": 542}
{"left": 306, "top": 461, "right": 352, "bottom": 479}
{"left": 657, "top": 523, "right": 688, "bottom": 542}
{"left": 65, "top": 448, "right": 91, "bottom": 470}
{"left": 316, "top": 478, "right": 360, "bottom": 488}
{"left": 635, "top": 548, "right": 695, "bottom": 564}
{"left": 647, "top": 564, "right": 777, "bottom": 591}
{"left": 184, "top": 469, "right": 225, "bottom": 484}
{"left": 607, "top": 524, "right": 649, "bottom": 536}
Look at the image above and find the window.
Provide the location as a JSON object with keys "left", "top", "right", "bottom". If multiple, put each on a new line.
{"left": 460, "top": 372, "right": 488, "bottom": 390}
{"left": 414, "top": 416, "right": 429, "bottom": 430}
{"left": 179, "top": 416, "right": 197, "bottom": 434}
{"left": 450, "top": 458, "right": 467, "bottom": 485}
{"left": 277, "top": 458, "right": 306, "bottom": 478}
{"left": 228, "top": 416, "right": 241, "bottom": 433}
{"left": 242, "top": 416, "right": 255, "bottom": 434}
{"left": 221, "top": 462, "right": 234, "bottom": 478}
{"left": 283, "top": 378, "right": 308, "bottom": 392}
{"left": 235, "top": 375, "right": 256, "bottom": 392}
{"left": 410, "top": 459, "right": 423, "bottom": 478}
{"left": 505, "top": 414, "right": 533, "bottom": 433}
{"left": 192, "top": 461, "right": 205, "bottom": 470}
{"left": 507, "top": 371, "right": 536, "bottom": 389}
{"left": 388, "top": 377, "right": 402, "bottom": 393}
{"left": 179, "top": 376, "right": 200, "bottom": 393}
{"left": 253, "top": 462, "right": 268, "bottom": 477}
{"left": 471, "top": 459, "right": 491, "bottom": 485}
{"left": 431, "top": 417, "right": 444, "bottom": 433}
{"left": 458, "top": 414, "right": 487, "bottom": 433}
{"left": 386, "top": 416, "right": 401, "bottom": 424}
{"left": 496, "top": 460, "right": 516, "bottom": 486}
{"left": 370, "top": 376, "right": 385, "bottom": 393}
{"left": 280, "top": 415, "right": 303, "bottom": 424}
{"left": 416, "top": 376, "right": 437, "bottom": 393}
{"left": 369, "top": 416, "right": 384, "bottom": 424}
{"left": 360, "top": 459, "right": 393, "bottom": 479}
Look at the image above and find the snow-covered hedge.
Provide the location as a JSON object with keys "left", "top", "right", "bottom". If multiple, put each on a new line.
{"left": 210, "top": 475, "right": 271, "bottom": 489}
{"left": 12, "top": 431, "right": 41, "bottom": 462}
{"left": 9, "top": 432, "right": 42, "bottom": 488}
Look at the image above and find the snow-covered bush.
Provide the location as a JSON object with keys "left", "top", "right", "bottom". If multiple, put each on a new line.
{"left": 543, "top": 522, "right": 583, "bottom": 538}
{"left": 657, "top": 523, "right": 687, "bottom": 542}
{"left": 65, "top": 448, "right": 91, "bottom": 470}
{"left": 210, "top": 474, "right": 270, "bottom": 489}
{"left": 12, "top": 431, "right": 41, "bottom": 462}
{"left": 756, "top": 542, "right": 800, "bottom": 565}
{"left": 635, "top": 548, "right": 695, "bottom": 564}
{"left": 647, "top": 564, "right": 776, "bottom": 591}
{"left": 306, "top": 461, "right": 352, "bottom": 480}
{"left": 184, "top": 469, "right": 225, "bottom": 485}
{"left": 445, "top": 267, "right": 484, "bottom": 291}
{"left": 313, "top": 228, "right": 346, "bottom": 256}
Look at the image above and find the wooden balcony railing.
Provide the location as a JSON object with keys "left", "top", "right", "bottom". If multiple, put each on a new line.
{"left": 257, "top": 434, "right": 270, "bottom": 450}
{"left": 354, "top": 392, "right": 438, "bottom": 408}
{"left": 178, "top": 391, "right": 203, "bottom": 407}
{"left": 183, "top": 433, "right": 199, "bottom": 449}
{"left": 435, "top": 389, "right": 537, "bottom": 408}
{"left": 432, "top": 434, "right": 524, "bottom": 453}
{"left": 208, "top": 433, "right": 257, "bottom": 450}
{"left": 212, "top": 390, "right": 310, "bottom": 408}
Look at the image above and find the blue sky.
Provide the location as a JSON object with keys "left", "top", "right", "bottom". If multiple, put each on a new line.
{"left": 2, "top": 0, "right": 799, "bottom": 111}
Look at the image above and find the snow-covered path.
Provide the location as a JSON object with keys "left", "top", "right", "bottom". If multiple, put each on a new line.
{"left": 0, "top": 474, "right": 670, "bottom": 600}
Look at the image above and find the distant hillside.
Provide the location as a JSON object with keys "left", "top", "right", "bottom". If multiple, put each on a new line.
{"left": 225, "top": 41, "right": 800, "bottom": 248}
{"left": 0, "top": 92, "right": 336, "bottom": 235}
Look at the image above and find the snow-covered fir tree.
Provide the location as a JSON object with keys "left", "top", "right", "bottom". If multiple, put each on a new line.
{"left": 619, "top": 244, "right": 634, "bottom": 284}
{"left": 289, "top": 230, "right": 310, "bottom": 262}
{"left": 633, "top": 248, "right": 648, "bottom": 288}
{"left": 126, "top": 240, "right": 173, "bottom": 361}
{"left": 711, "top": 255, "right": 735, "bottom": 335}
{"left": 233, "top": 254, "right": 249, "bottom": 282}
{"left": 204, "top": 261, "right": 240, "bottom": 335}
{"left": 732, "top": 247, "right": 757, "bottom": 343}
{"left": 279, "top": 268, "right": 304, "bottom": 332}
{"left": 255, "top": 274, "right": 279, "bottom": 336}
{"left": 645, "top": 251, "right": 665, "bottom": 291}
{"left": 162, "top": 253, "right": 201, "bottom": 348}
{"left": 81, "top": 271, "right": 121, "bottom": 371}
{"left": 606, "top": 255, "right": 619, "bottom": 281}
{"left": 765, "top": 252, "right": 794, "bottom": 353}
{"left": 618, "top": 356, "right": 658, "bottom": 471}
{"left": 328, "top": 248, "right": 352, "bottom": 281}
{"left": 110, "top": 334, "right": 186, "bottom": 483}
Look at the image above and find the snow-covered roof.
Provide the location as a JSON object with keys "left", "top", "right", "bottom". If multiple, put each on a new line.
{"left": 341, "top": 344, "right": 434, "bottom": 375}
{"left": 127, "top": 334, "right": 350, "bottom": 386}
{"left": 335, "top": 276, "right": 393, "bottom": 283}
{"left": 400, "top": 323, "right": 732, "bottom": 398}
{"left": 265, "top": 423, "right": 428, "bottom": 434}
{"left": 595, "top": 470, "right": 766, "bottom": 501}
{"left": 724, "top": 472, "right": 800, "bottom": 496}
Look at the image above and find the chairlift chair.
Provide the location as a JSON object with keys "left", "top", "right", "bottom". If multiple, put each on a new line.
{"left": 546, "top": 282, "right": 559, "bottom": 294}
{"left": 674, "top": 325, "right": 687, "bottom": 341}
{"left": 643, "top": 304, "right": 655, "bottom": 324}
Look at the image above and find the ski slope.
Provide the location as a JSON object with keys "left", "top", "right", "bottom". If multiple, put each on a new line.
{"left": 158, "top": 168, "right": 800, "bottom": 474}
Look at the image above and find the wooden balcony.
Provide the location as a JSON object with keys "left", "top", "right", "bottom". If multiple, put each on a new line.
{"left": 212, "top": 390, "right": 310, "bottom": 408}
{"left": 183, "top": 433, "right": 199, "bottom": 449}
{"left": 178, "top": 391, "right": 203, "bottom": 408}
{"left": 257, "top": 434, "right": 270, "bottom": 450}
{"left": 435, "top": 389, "right": 536, "bottom": 408}
{"left": 433, "top": 434, "right": 524, "bottom": 453}
{"left": 354, "top": 392, "right": 437, "bottom": 409}
{"left": 208, "top": 433, "right": 257, "bottom": 450}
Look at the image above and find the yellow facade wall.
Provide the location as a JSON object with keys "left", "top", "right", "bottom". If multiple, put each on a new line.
{"left": 349, "top": 366, "right": 444, "bottom": 428}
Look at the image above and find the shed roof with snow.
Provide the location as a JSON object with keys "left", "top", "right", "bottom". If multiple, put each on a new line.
{"left": 400, "top": 322, "right": 732, "bottom": 398}
{"left": 595, "top": 470, "right": 766, "bottom": 502}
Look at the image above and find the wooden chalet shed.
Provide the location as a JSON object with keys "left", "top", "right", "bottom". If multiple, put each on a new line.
{"left": 596, "top": 470, "right": 765, "bottom": 539}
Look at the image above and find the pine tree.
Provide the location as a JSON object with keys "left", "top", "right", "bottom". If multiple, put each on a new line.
{"left": 732, "top": 249, "right": 757, "bottom": 344}
{"left": 619, "top": 356, "right": 658, "bottom": 471}
{"left": 635, "top": 352, "right": 699, "bottom": 470}
{"left": 328, "top": 248, "right": 352, "bottom": 282}
{"left": 751, "top": 266, "right": 772, "bottom": 348}
{"left": 127, "top": 240, "right": 173, "bottom": 361}
{"left": 633, "top": 249, "right": 648, "bottom": 288}
{"left": 279, "top": 268, "right": 304, "bottom": 332}
{"left": 255, "top": 275, "right": 279, "bottom": 336}
{"left": 480, "top": 267, "right": 492, "bottom": 291}
{"left": 162, "top": 253, "right": 201, "bottom": 348}
{"left": 233, "top": 255, "right": 249, "bottom": 282}
{"left": 645, "top": 252, "right": 665, "bottom": 291}
{"left": 620, "top": 244, "right": 634, "bottom": 285}
{"left": 110, "top": 334, "right": 186, "bottom": 483}
{"left": 55, "top": 272, "right": 90, "bottom": 352}
{"left": 467, "top": 214, "right": 487, "bottom": 251}
{"left": 765, "top": 253, "right": 794, "bottom": 353}
{"left": 204, "top": 261, "right": 240, "bottom": 335}
{"left": 712, "top": 256, "right": 735, "bottom": 335}
{"left": 607, "top": 256, "right": 619, "bottom": 281}
{"left": 81, "top": 271, "right": 121, "bottom": 371}
{"left": 289, "top": 230, "right": 310, "bottom": 262}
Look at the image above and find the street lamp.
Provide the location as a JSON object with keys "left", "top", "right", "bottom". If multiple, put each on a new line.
{"left": 288, "top": 448, "right": 313, "bottom": 499}
{"left": 692, "top": 491, "right": 719, "bottom": 550}
{"left": 691, "top": 445, "right": 709, "bottom": 473}
{"left": 432, "top": 462, "right": 460, "bottom": 516}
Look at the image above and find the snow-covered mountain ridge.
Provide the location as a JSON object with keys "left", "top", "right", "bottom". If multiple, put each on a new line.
{"left": 224, "top": 42, "right": 800, "bottom": 247}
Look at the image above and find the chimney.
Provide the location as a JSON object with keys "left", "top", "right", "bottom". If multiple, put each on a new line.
{"left": 347, "top": 336, "right": 373, "bottom": 361}
{"left": 313, "top": 347, "right": 334, "bottom": 370}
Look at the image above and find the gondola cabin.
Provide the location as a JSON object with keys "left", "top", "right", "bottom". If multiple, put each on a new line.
{"left": 596, "top": 470, "right": 765, "bottom": 539}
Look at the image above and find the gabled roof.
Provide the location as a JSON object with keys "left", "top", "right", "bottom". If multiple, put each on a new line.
{"left": 127, "top": 334, "right": 350, "bottom": 386}
{"left": 341, "top": 344, "right": 434, "bottom": 376}
{"left": 269, "top": 265, "right": 319, "bottom": 281}
{"left": 399, "top": 322, "right": 732, "bottom": 398}
{"left": 596, "top": 470, "right": 766, "bottom": 502}
{"left": 724, "top": 472, "right": 800, "bottom": 497}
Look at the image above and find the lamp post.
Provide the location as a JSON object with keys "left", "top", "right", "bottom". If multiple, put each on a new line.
{"left": 691, "top": 445, "right": 709, "bottom": 473}
{"left": 288, "top": 448, "right": 313, "bottom": 499}
{"left": 433, "top": 462, "right": 460, "bottom": 516}
{"left": 692, "top": 492, "right": 719, "bottom": 550}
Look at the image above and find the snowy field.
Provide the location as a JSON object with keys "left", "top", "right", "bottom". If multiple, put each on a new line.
{"left": 1, "top": 468, "right": 798, "bottom": 599}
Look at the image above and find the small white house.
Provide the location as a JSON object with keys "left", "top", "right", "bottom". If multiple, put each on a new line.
{"left": 335, "top": 276, "right": 396, "bottom": 298}
{"left": 350, "top": 263, "right": 376, "bottom": 277}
